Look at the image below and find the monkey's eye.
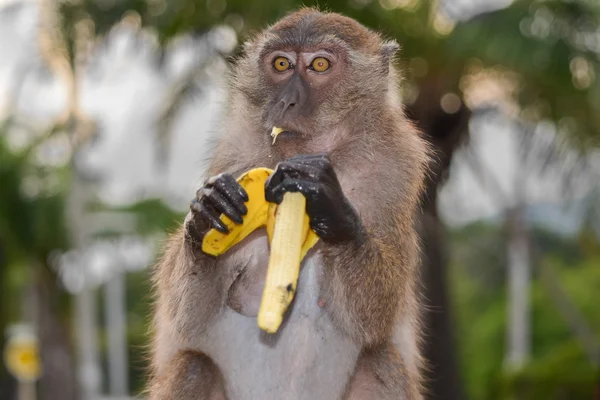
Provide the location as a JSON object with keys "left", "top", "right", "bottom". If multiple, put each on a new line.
{"left": 273, "top": 57, "right": 292, "bottom": 72}
{"left": 310, "top": 57, "right": 330, "bottom": 72}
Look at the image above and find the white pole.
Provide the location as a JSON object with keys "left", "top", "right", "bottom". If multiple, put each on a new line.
{"left": 505, "top": 206, "right": 530, "bottom": 370}
{"left": 104, "top": 269, "right": 129, "bottom": 396}
{"left": 75, "top": 287, "right": 102, "bottom": 399}
{"left": 69, "top": 175, "right": 102, "bottom": 400}
{"left": 17, "top": 381, "right": 36, "bottom": 400}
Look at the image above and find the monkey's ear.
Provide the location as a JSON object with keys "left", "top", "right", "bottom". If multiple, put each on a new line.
{"left": 380, "top": 40, "right": 400, "bottom": 64}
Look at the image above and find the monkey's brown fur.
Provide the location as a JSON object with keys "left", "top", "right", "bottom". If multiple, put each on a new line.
{"left": 148, "top": 8, "right": 429, "bottom": 399}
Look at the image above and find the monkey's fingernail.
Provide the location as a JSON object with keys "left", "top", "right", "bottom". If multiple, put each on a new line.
{"left": 213, "top": 220, "right": 229, "bottom": 234}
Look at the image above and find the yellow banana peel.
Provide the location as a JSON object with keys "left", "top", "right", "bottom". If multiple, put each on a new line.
{"left": 202, "top": 168, "right": 273, "bottom": 256}
{"left": 202, "top": 167, "right": 320, "bottom": 333}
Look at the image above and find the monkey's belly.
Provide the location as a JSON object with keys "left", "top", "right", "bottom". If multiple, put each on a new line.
{"left": 201, "top": 255, "right": 361, "bottom": 400}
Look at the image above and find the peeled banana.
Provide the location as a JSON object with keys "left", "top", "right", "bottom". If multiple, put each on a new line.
{"left": 201, "top": 167, "right": 319, "bottom": 333}
{"left": 258, "top": 191, "right": 307, "bottom": 332}
{"left": 271, "top": 126, "right": 284, "bottom": 144}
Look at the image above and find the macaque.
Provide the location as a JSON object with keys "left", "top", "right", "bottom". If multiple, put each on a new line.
{"left": 148, "top": 8, "right": 429, "bottom": 400}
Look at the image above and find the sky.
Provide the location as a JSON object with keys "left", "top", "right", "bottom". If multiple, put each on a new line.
{"left": 0, "top": 1, "right": 234, "bottom": 209}
{"left": 1, "top": 0, "right": 597, "bottom": 234}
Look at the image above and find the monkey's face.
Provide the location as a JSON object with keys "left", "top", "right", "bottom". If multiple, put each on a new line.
{"left": 235, "top": 10, "right": 398, "bottom": 147}
{"left": 259, "top": 47, "right": 345, "bottom": 139}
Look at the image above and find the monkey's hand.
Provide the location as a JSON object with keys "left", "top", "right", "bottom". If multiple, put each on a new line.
{"left": 265, "top": 154, "right": 365, "bottom": 244}
{"left": 186, "top": 173, "right": 249, "bottom": 245}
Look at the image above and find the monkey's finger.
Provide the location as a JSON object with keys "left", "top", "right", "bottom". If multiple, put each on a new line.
{"left": 287, "top": 153, "right": 329, "bottom": 163}
{"left": 286, "top": 153, "right": 330, "bottom": 166}
{"left": 205, "top": 174, "right": 249, "bottom": 202}
{"left": 268, "top": 157, "right": 326, "bottom": 191}
{"left": 210, "top": 175, "right": 249, "bottom": 214}
{"left": 191, "top": 199, "right": 229, "bottom": 234}
{"left": 201, "top": 188, "right": 244, "bottom": 224}
{"left": 223, "top": 173, "right": 250, "bottom": 201}
{"left": 273, "top": 161, "right": 323, "bottom": 181}
{"left": 286, "top": 154, "right": 333, "bottom": 173}
{"left": 265, "top": 165, "right": 285, "bottom": 194}
{"left": 265, "top": 178, "right": 320, "bottom": 204}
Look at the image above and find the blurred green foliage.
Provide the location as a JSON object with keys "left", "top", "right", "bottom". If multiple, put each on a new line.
{"left": 0, "top": 122, "right": 72, "bottom": 395}
{"left": 450, "top": 222, "right": 600, "bottom": 399}
{"left": 0, "top": 127, "right": 69, "bottom": 266}
{"left": 0, "top": 121, "right": 182, "bottom": 396}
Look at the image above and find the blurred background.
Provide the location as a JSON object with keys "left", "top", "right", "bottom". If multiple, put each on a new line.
{"left": 0, "top": 0, "right": 598, "bottom": 399}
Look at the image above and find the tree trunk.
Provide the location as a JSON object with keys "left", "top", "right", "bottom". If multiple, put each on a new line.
{"left": 418, "top": 208, "right": 465, "bottom": 400}
{"left": 406, "top": 74, "right": 471, "bottom": 400}
{"left": 417, "top": 174, "right": 467, "bottom": 400}
{"left": 0, "top": 240, "right": 18, "bottom": 400}
{"left": 33, "top": 264, "right": 76, "bottom": 400}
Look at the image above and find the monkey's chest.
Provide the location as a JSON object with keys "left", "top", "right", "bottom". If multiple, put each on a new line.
{"left": 201, "top": 240, "right": 361, "bottom": 399}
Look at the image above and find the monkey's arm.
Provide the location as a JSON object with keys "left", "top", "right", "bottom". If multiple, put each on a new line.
{"left": 321, "top": 215, "right": 418, "bottom": 346}
{"left": 265, "top": 154, "right": 420, "bottom": 346}
{"left": 152, "top": 225, "right": 225, "bottom": 345}
{"left": 150, "top": 243, "right": 229, "bottom": 399}
{"left": 323, "top": 161, "right": 421, "bottom": 346}
{"left": 153, "top": 171, "right": 250, "bottom": 346}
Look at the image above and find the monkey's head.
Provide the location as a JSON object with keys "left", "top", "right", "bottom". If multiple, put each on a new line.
{"left": 232, "top": 8, "right": 400, "bottom": 149}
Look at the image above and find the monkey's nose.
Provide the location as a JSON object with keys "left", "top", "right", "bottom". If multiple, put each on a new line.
{"left": 280, "top": 97, "right": 296, "bottom": 114}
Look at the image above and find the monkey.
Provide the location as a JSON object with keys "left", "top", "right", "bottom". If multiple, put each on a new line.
{"left": 148, "top": 8, "right": 429, "bottom": 400}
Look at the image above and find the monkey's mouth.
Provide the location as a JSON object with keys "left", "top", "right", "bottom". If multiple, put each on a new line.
{"left": 269, "top": 128, "right": 300, "bottom": 142}
{"left": 278, "top": 130, "right": 299, "bottom": 138}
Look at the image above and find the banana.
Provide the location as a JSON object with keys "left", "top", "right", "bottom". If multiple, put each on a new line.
{"left": 271, "top": 126, "right": 284, "bottom": 144}
{"left": 258, "top": 192, "right": 307, "bottom": 332}
{"left": 202, "top": 168, "right": 273, "bottom": 256}
{"left": 201, "top": 167, "right": 319, "bottom": 333}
